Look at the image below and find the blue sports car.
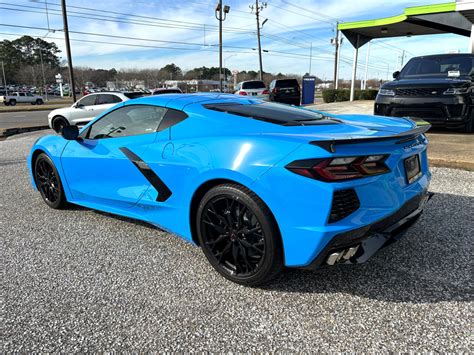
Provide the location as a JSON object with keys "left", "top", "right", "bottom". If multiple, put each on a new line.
{"left": 28, "top": 93, "right": 433, "bottom": 285}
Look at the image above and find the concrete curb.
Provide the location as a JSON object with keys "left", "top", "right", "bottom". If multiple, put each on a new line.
{"left": 0, "top": 105, "right": 68, "bottom": 113}
{"left": 428, "top": 158, "right": 474, "bottom": 171}
{"left": 0, "top": 125, "right": 50, "bottom": 139}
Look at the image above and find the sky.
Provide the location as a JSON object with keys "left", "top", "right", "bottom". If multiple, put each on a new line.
{"left": 0, "top": 0, "right": 471, "bottom": 80}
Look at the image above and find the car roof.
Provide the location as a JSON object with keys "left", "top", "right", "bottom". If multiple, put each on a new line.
{"left": 123, "top": 93, "right": 251, "bottom": 110}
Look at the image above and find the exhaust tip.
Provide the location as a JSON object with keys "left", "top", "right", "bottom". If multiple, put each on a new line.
{"left": 326, "top": 252, "right": 342, "bottom": 265}
{"left": 343, "top": 246, "right": 359, "bottom": 260}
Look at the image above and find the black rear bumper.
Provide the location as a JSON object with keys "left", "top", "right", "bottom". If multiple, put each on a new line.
{"left": 374, "top": 95, "right": 473, "bottom": 129}
{"left": 303, "top": 191, "right": 434, "bottom": 270}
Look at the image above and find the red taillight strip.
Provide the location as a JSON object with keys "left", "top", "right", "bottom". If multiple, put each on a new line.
{"left": 286, "top": 155, "right": 390, "bottom": 182}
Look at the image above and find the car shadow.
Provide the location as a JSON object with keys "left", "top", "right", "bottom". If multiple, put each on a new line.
{"left": 68, "top": 192, "right": 472, "bottom": 304}
{"left": 263, "top": 192, "right": 473, "bottom": 304}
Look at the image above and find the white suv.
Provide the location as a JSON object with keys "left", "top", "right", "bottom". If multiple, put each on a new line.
{"left": 48, "top": 92, "right": 144, "bottom": 132}
{"left": 234, "top": 80, "right": 269, "bottom": 99}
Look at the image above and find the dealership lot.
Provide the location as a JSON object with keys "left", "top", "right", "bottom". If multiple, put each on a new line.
{"left": 1, "top": 130, "right": 472, "bottom": 352}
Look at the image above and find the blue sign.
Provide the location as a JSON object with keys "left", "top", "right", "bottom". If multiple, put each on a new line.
{"left": 301, "top": 76, "right": 316, "bottom": 105}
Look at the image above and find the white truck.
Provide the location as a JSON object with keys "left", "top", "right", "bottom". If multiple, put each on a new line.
{"left": 0, "top": 92, "right": 44, "bottom": 106}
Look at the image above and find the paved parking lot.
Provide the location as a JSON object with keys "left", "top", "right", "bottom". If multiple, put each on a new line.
{"left": 1, "top": 130, "right": 473, "bottom": 352}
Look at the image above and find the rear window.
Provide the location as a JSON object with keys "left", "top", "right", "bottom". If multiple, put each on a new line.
{"left": 275, "top": 79, "right": 299, "bottom": 88}
{"left": 123, "top": 92, "right": 145, "bottom": 99}
{"left": 203, "top": 102, "right": 324, "bottom": 126}
{"left": 153, "top": 89, "right": 182, "bottom": 95}
{"left": 242, "top": 81, "right": 266, "bottom": 89}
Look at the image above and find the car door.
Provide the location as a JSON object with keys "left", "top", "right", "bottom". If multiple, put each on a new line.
{"left": 92, "top": 93, "right": 123, "bottom": 118}
{"left": 60, "top": 104, "right": 168, "bottom": 209}
{"left": 18, "top": 92, "right": 27, "bottom": 103}
{"left": 69, "top": 94, "right": 98, "bottom": 124}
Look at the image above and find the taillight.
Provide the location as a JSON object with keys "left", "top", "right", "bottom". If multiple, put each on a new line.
{"left": 286, "top": 155, "right": 390, "bottom": 182}
{"left": 262, "top": 89, "right": 270, "bottom": 94}
{"left": 272, "top": 88, "right": 279, "bottom": 93}
{"left": 239, "top": 91, "right": 247, "bottom": 95}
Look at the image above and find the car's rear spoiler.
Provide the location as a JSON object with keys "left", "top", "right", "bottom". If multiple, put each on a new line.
{"left": 310, "top": 124, "right": 431, "bottom": 153}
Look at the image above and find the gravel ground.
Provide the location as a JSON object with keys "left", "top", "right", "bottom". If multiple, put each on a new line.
{"left": 1, "top": 131, "right": 473, "bottom": 352}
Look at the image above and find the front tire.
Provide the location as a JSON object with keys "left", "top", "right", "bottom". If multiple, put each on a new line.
{"left": 9, "top": 99, "right": 16, "bottom": 106}
{"left": 36, "top": 99, "right": 44, "bottom": 105}
{"left": 34, "top": 153, "right": 68, "bottom": 209}
{"left": 197, "top": 184, "right": 283, "bottom": 286}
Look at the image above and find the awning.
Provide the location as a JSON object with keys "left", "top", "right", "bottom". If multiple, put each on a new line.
{"left": 336, "top": 1, "right": 474, "bottom": 101}
{"left": 339, "top": 2, "right": 472, "bottom": 49}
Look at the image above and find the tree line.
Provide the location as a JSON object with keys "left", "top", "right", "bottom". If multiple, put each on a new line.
{"left": 1, "top": 36, "right": 323, "bottom": 89}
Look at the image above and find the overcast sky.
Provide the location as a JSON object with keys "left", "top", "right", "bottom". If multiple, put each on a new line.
{"left": 0, "top": 0, "right": 471, "bottom": 80}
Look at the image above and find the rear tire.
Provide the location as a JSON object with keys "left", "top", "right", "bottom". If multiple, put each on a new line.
{"left": 33, "top": 153, "right": 68, "bottom": 209}
{"left": 36, "top": 99, "right": 44, "bottom": 105}
{"left": 52, "top": 116, "right": 68, "bottom": 133}
{"left": 196, "top": 184, "right": 283, "bottom": 286}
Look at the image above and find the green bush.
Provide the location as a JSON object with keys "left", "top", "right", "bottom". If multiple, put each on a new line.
{"left": 322, "top": 89, "right": 378, "bottom": 103}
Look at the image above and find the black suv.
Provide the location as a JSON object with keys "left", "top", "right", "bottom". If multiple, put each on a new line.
{"left": 374, "top": 54, "right": 473, "bottom": 132}
{"left": 269, "top": 79, "right": 300, "bottom": 106}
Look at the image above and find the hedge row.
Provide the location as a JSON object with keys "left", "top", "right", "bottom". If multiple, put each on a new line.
{"left": 321, "top": 89, "right": 378, "bottom": 103}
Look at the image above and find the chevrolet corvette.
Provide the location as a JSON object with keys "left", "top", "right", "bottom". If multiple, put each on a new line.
{"left": 28, "top": 93, "right": 433, "bottom": 285}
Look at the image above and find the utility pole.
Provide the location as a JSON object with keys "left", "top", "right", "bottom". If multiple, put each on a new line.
{"left": 309, "top": 42, "right": 312, "bottom": 75}
{"left": 1, "top": 61, "right": 7, "bottom": 94}
{"left": 38, "top": 48, "right": 48, "bottom": 101}
{"left": 399, "top": 49, "right": 406, "bottom": 68}
{"left": 332, "top": 21, "right": 339, "bottom": 89}
{"left": 61, "top": 0, "right": 77, "bottom": 102}
{"left": 251, "top": 1, "right": 266, "bottom": 81}
{"left": 215, "top": 1, "right": 230, "bottom": 92}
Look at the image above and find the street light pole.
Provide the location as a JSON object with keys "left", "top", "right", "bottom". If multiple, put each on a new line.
{"left": 215, "top": 1, "right": 230, "bottom": 93}
{"left": 61, "top": 0, "right": 77, "bottom": 102}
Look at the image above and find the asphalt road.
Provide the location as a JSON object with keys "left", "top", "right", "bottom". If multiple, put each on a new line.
{"left": 1, "top": 131, "right": 473, "bottom": 352}
{"left": 0, "top": 110, "right": 50, "bottom": 129}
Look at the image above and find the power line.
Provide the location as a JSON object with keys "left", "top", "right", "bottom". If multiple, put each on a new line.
{"left": 268, "top": 2, "right": 335, "bottom": 25}
{"left": 0, "top": 3, "right": 255, "bottom": 35}
{"left": 278, "top": 0, "right": 340, "bottom": 23}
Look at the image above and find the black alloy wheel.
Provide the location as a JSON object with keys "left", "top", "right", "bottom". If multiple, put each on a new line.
{"left": 34, "top": 153, "right": 67, "bottom": 209}
{"left": 197, "top": 184, "right": 283, "bottom": 286}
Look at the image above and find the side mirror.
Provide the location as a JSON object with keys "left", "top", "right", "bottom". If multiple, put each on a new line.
{"left": 61, "top": 125, "right": 79, "bottom": 140}
{"left": 393, "top": 71, "right": 400, "bottom": 79}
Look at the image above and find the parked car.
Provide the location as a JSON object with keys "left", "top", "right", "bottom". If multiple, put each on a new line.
{"left": 48, "top": 92, "right": 145, "bottom": 132}
{"left": 234, "top": 80, "right": 269, "bottom": 99}
{"left": 269, "top": 78, "right": 301, "bottom": 106}
{"left": 151, "top": 87, "right": 183, "bottom": 95}
{"left": 375, "top": 53, "right": 474, "bottom": 132}
{"left": 29, "top": 94, "right": 432, "bottom": 286}
{"left": 0, "top": 92, "right": 44, "bottom": 106}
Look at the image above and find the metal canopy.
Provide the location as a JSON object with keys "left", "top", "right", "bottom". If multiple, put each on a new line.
{"left": 337, "top": 1, "right": 474, "bottom": 101}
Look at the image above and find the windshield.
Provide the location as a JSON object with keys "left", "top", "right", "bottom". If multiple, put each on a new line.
{"left": 400, "top": 55, "right": 474, "bottom": 78}
{"left": 242, "top": 81, "right": 266, "bottom": 89}
{"left": 123, "top": 92, "right": 145, "bottom": 99}
{"left": 203, "top": 101, "right": 324, "bottom": 126}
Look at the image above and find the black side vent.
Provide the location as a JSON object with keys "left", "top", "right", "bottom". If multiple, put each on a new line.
{"left": 329, "top": 189, "right": 360, "bottom": 223}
